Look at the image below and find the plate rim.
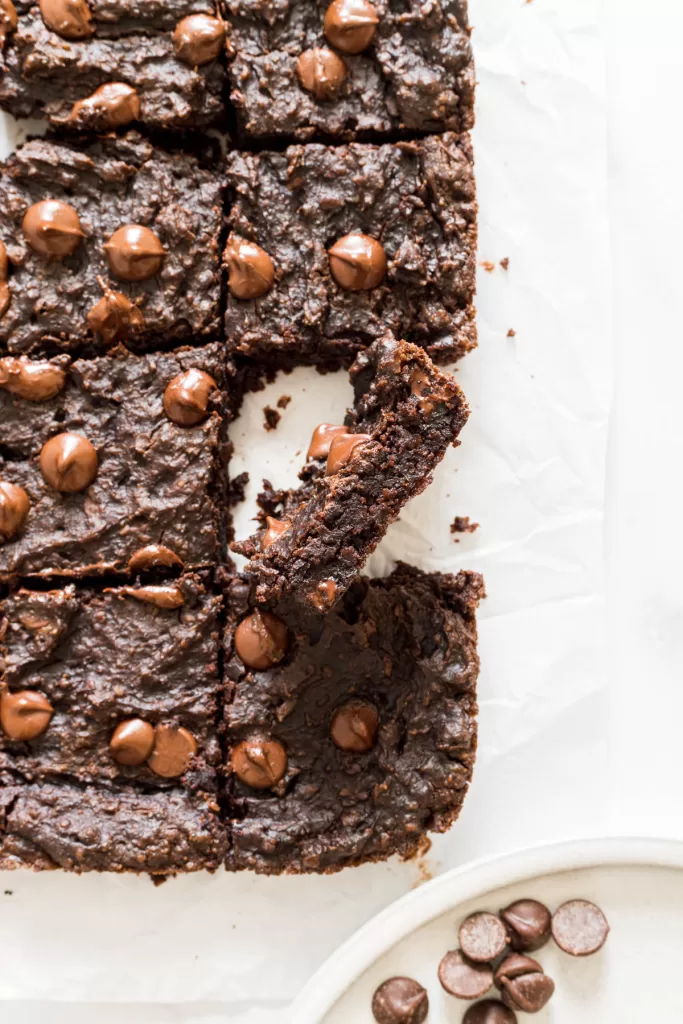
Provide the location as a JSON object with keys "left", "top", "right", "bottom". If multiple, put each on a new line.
{"left": 290, "top": 835, "right": 683, "bottom": 1023}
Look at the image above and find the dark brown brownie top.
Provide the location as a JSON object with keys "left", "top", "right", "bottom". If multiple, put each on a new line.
{"left": 224, "top": 133, "right": 477, "bottom": 367}
{"left": 226, "top": 0, "right": 474, "bottom": 141}
{"left": 233, "top": 334, "right": 469, "bottom": 621}
{"left": 0, "top": 1, "right": 227, "bottom": 131}
{"left": 0, "top": 575, "right": 222, "bottom": 788}
{"left": 0, "top": 344, "right": 230, "bottom": 579}
{"left": 224, "top": 563, "right": 483, "bottom": 874}
{"left": 0, "top": 132, "right": 223, "bottom": 356}
{"left": 0, "top": 778, "right": 226, "bottom": 873}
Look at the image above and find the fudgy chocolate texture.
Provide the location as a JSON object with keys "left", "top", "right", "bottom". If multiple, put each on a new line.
{"left": 0, "top": 576, "right": 222, "bottom": 787}
{"left": 226, "top": 0, "right": 474, "bottom": 141}
{"left": 224, "top": 134, "right": 477, "bottom": 367}
{"left": 0, "top": 779, "right": 226, "bottom": 872}
{"left": 0, "top": 133, "right": 222, "bottom": 355}
{"left": 233, "top": 334, "right": 469, "bottom": 619}
{"left": 224, "top": 563, "right": 483, "bottom": 873}
{"left": 0, "top": 1, "right": 226, "bottom": 131}
{"left": 0, "top": 344, "right": 229, "bottom": 578}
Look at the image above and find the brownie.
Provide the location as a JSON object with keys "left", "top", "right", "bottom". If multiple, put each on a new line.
{"left": 0, "top": 0, "right": 227, "bottom": 132}
{"left": 0, "top": 344, "right": 230, "bottom": 579}
{"left": 0, "top": 133, "right": 222, "bottom": 356}
{"left": 224, "top": 133, "right": 477, "bottom": 367}
{"left": 225, "top": 0, "right": 474, "bottom": 141}
{"left": 224, "top": 563, "right": 484, "bottom": 873}
{"left": 232, "top": 334, "right": 469, "bottom": 620}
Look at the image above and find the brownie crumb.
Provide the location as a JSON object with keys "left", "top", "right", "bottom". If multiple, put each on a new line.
{"left": 451, "top": 516, "right": 479, "bottom": 540}
{"left": 500, "top": 257, "right": 510, "bottom": 270}
{"left": 228, "top": 471, "right": 250, "bottom": 509}
{"left": 507, "top": 329, "right": 517, "bottom": 337}
{"left": 277, "top": 395, "right": 291, "bottom": 409}
{"left": 480, "top": 261, "right": 496, "bottom": 273}
{"left": 263, "top": 407, "right": 281, "bottom": 431}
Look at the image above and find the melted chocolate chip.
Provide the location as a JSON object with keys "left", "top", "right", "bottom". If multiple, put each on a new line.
{"left": 68, "top": 82, "right": 140, "bottom": 129}
{"left": 0, "top": 690, "right": 53, "bottom": 741}
{"left": 297, "top": 47, "right": 347, "bottom": 100}
{"left": 39, "top": 0, "right": 93, "bottom": 39}
{"left": 231, "top": 736, "right": 288, "bottom": 789}
{"left": 328, "top": 233, "right": 386, "bottom": 290}
{"left": 0, "top": 356, "right": 66, "bottom": 402}
{"left": 224, "top": 234, "right": 274, "bottom": 300}
{"left": 323, "top": 0, "right": 379, "bottom": 54}
{"left": 109, "top": 718, "right": 155, "bottom": 766}
{"left": 39, "top": 432, "right": 98, "bottom": 493}
{"left": 0, "top": 0, "right": 18, "bottom": 45}
{"left": 147, "top": 724, "right": 197, "bottom": 778}
{"left": 87, "top": 280, "right": 144, "bottom": 344}
{"left": 0, "top": 481, "right": 30, "bottom": 542}
{"left": 330, "top": 700, "right": 378, "bottom": 752}
{"left": 234, "top": 610, "right": 289, "bottom": 670}
{"left": 116, "top": 585, "right": 185, "bottom": 610}
{"left": 326, "top": 432, "right": 371, "bottom": 474}
{"left": 307, "top": 423, "right": 349, "bottom": 460}
{"left": 22, "top": 200, "right": 84, "bottom": 258}
{"left": 127, "top": 545, "right": 184, "bottom": 573}
{"left": 261, "top": 516, "right": 289, "bottom": 550}
{"left": 173, "top": 13, "right": 226, "bottom": 66}
{"left": 163, "top": 368, "right": 217, "bottom": 427}
{"left": 0, "top": 238, "right": 10, "bottom": 318}
{"left": 104, "top": 224, "right": 165, "bottom": 282}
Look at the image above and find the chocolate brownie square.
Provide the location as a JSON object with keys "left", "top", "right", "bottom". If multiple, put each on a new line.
{"left": 224, "top": 133, "right": 477, "bottom": 368}
{"left": 232, "top": 334, "right": 469, "bottom": 620}
{"left": 0, "top": 343, "right": 230, "bottom": 579}
{"left": 225, "top": 0, "right": 474, "bottom": 141}
{"left": 0, "top": 133, "right": 222, "bottom": 356}
{"left": 0, "top": 0, "right": 227, "bottom": 132}
{"left": 223, "top": 563, "right": 484, "bottom": 873}
{"left": 0, "top": 574, "right": 225, "bottom": 872}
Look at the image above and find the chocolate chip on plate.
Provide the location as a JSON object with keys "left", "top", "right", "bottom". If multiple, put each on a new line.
{"left": 494, "top": 953, "right": 554, "bottom": 1013}
{"left": 438, "top": 949, "right": 493, "bottom": 1000}
{"left": 552, "top": 899, "right": 610, "bottom": 956}
{"left": 463, "top": 999, "right": 518, "bottom": 1024}
{"left": 371, "top": 976, "right": 429, "bottom": 1024}
{"left": 459, "top": 911, "right": 509, "bottom": 963}
{"left": 500, "top": 899, "right": 552, "bottom": 952}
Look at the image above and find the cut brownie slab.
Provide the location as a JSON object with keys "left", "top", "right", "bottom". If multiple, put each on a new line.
{"left": 0, "top": 343, "right": 230, "bottom": 579}
{"left": 0, "top": 1, "right": 227, "bottom": 132}
{"left": 0, "top": 133, "right": 222, "bottom": 356}
{"left": 225, "top": 0, "right": 474, "bottom": 141}
{"left": 233, "top": 334, "right": 469, "bottom": 619}
{"left": 224, "top": 563, "right": 484, "bottom": 874}
{"left": 0, "top": 574, "right": 225, "bottom": 873}
{"left": 224, "top": 133, "right": 477, "bottom": 368}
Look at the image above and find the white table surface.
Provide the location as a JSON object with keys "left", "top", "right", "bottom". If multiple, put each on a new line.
{"left": 0, "top": 0, "right": 680, "bottom": 1020}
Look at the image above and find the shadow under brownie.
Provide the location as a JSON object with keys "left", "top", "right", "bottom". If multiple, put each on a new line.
{"left": 223, "top": 563, "right": 484, "bottom": 874}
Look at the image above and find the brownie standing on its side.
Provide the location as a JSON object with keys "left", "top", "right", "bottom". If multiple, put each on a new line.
{"left": 233, "top": 334, "right": 469, "bottom": 619}
{"left": 0, "top": 343, "right": 230, "bottom": 579}
{"left": 224, "top": 563, "right": 484, "bottom": 873}
{"left": 0, "top": 575, "right": 226, "bottom": 873}
{"left": 225, "top": 0, "right": 474, "bottom": 141}
{"left": 224, "top": 133, "right": 477, "bottom": 368}
{"left": 0, "top": 0, "right": 228, "bottom": 132}
{"left": 0, "top": 132, "right": 222, "bottom": 355}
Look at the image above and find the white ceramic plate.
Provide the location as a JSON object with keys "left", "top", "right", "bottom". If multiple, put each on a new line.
{"left": 291, "top": 837, "right": 683, "bottom": 1022}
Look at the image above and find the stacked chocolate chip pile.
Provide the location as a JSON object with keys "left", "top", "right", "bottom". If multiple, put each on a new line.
{"left": 372, "top": 897, "right": 610, "bottom": 1022}
{"left": 0, "top": 0, "right": 482, "bottom": 875}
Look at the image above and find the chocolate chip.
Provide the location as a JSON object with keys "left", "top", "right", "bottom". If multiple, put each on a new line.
{"left": 463, "top": 1000, "right": 518, "bottom": 1024}
{"left": 297, "top": 47, "right": 347, "bottom": 100}
{"left": 39, "top": 0, "right": 93, "bottom": 39}
{"left": 0, "top": 238, "right": 10, "bottom": 317}
{"left": 116, "top": 585, "right": 185, "bottom": 610}
{"left": 0, "top": 356, "right": 66, "bottom": 402}
{"left": 224, "top": 234, "right": 274, "bottom": 300}
{"left": 328, "top": 232, "right": 386, "bottom": 290}
{"left": 127, "top": 545, "right": 184, "bottom": 573}
{"left": 231, "top": 736, "right": 287, "bottom": 789}
{"left": 326, "top": 432, "right": 371, "bottom": 475}
{"left": 323, "top": 0, "right": 379, "bottom": 54}
{"left": 173, "top": 13, "right": 226, "bottom": 66}
{"left": 39, "top": 432, "right": 98, "bottom": 493}
{"left": 438, "top": 950, "right": 493, "bottom": 1000}
{"left": 307, "top": 423, "right": 349, "bottom": 460}
{"left": 330, "top": 700, "right": 378, "bottom": 752}
{"left": 87, "top": 278, "right": 144, "bottom": 344}
{"left": 163, "top": 368, "right": 217, "bottom": 427}
{"left": 459, "top": 912, "right": 509, "bottom": 963}
{"left": 0, "top": 690, "right": 53, "bottom": 741}
{"left": 500, "top": 899, "right": 551, "bottom": 952}
{"left": 0, "top": 481, "right": 30, "bottom": 542}
{"left": 104, "top": 224, "right": 165, "bottom": 282}
{"left": 147, "top": 724, "right": 197, "bottom": 778}
{"left": 68, "top": 82, "right": 140, "bottom": 129}
{"left": 234, "top": 610, "right": 289, "bottom": 670}
{"left": 310, "top": 577, "right": 338, "bottom": 611}
{"left": 551, "top": 899, "right": 609, "bottom": 956}
{"left": 261, "top": 516, "right": 289, "bottom": 550}
{"left": 0, "top": 0, "right": 18, "bottom": 46}
{"left": 22, "top": 200, "right": 84, "bottom": 258}
{"left": 109, "top": 718, "right": 155, "bottom": 766}
{"left": 371, "top": 977, "right": 429, "bottom": 1024}
{"left": 495, "top": 953, "right": 554, "bottom": 1013}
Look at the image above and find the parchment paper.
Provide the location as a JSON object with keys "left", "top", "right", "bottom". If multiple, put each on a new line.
{"left": 0, "top": 0, "right": 611, "bottom": 1020}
